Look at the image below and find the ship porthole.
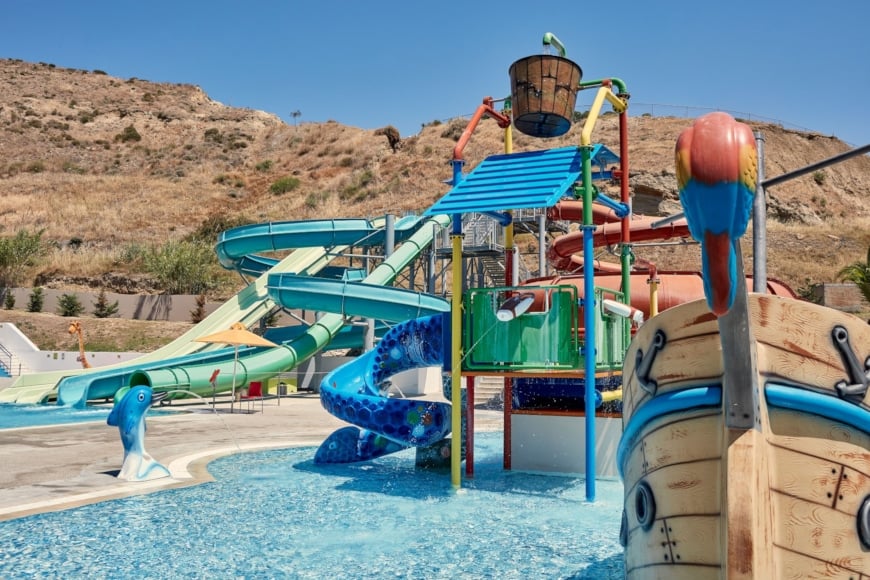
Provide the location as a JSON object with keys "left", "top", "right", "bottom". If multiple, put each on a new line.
{"left": 635, "top": 480, "right": 656, "bottom": 532}
{"left": 858, "top": 495, "right": 870, "bottom": 550}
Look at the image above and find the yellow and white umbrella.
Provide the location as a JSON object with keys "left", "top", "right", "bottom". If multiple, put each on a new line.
{"left": 195, "top": 323, "right": 277, "bottom": 412}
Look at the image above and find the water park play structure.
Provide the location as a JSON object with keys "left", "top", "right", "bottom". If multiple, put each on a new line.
{"left": 2, "top": 31, "right": 869, "bottom": 577}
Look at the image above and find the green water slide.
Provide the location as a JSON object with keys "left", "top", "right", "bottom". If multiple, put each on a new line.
{"left": 127, "top": 214, "right": 451, "bottom": 398}
{"left": 0, "top": 247, "right": 335, "bottom": 404}
{"left": 0, "top": 215, "right": 430, "bottom": 404}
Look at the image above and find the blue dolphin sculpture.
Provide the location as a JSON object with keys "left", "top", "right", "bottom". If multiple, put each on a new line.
{"left": 107, "top": 385, "right": 170, "bottom": 481}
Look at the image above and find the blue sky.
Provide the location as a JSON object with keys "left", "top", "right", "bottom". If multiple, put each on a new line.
{"left": 3, "top": 1, "right": 868, "bottom": 146}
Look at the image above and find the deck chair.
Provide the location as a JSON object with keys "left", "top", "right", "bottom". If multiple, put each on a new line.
{"left": 240, "top": 381, "right": 264, "bottom": 413}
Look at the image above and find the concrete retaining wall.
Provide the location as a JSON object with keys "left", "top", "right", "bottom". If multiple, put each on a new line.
{"left": 2, "top": 288, "right": 222, "bottom": 322}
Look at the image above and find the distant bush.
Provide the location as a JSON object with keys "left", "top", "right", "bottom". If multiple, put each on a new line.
{"left": 4, "top": 289, "right": 15, "bottom": 310}
{"left": 143, "top": 240, "right": 217, "bottom": 295}
{"left": 204, "top": 128, "right": 222, "bottom": 143}
{"left": 78, "top": 110, "right": 97, "bottom": 124}
{"left": 57, "top": 293, "right": 85, "bottom": 317}
{"left": 305, "top": 192, "right": 329, "bottom": 209}
{"left": 813, "top": 170, "right": 826, "bottom": 185}
{"left": 115, "top": 243, "right": 148, "bottom": 268}
{"left": 340, "top": 170, "right": 375, "bottom": 202}
{"left": 115, "top": 125, "right": 141, "bottom": 143}
{"left": 27, "top": 288, "right": 44, "bottom": 313}
{"left": 269, "top": 176, "right": 301, "bottom": 195}
{"left": 0, "top": 229, "right": 48, "bottom": 288}
{"left": 26, "top": 161, "right": 45, "bottom": 173}
{"left": 440, "top": 119, "right": 465, "bottom": 141}
{"left": 185, "top": 214, "right": 253, "bottom": 244}
{"left": 255, "top": 160, "right": 273, "bottom": 172}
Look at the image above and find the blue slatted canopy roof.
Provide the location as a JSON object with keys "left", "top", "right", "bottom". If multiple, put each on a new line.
{"left": 424, "top": 145, "right": 619, "bottom": 216}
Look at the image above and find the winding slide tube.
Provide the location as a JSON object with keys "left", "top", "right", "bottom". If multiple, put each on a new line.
{"left": 126, "top": 214, "right": 451, "bottom": 402}
{"left": 315, "top": 314, "right": 451, "bottom": 463}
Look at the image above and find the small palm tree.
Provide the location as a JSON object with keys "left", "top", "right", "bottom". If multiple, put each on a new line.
{"left": 837, "top": 245, "right": 870, "bottom": 304}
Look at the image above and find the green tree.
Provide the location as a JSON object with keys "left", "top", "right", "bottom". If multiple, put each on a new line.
{"left": 57, "top": 293, "right": 85, "bottom": 317}
{"left": 92, "top": 289, "right": 119, "bottom": 318}
{"left": 0, "top": 229, "right": 47, "bottom": 288}
{"left": 3, "top": 289, "right": 15, "bottom": 310}
{"left": 27, "top": 287, "right": 44, "bottom": 313}
{"left": 837, "top": 245, "right": 870, "bottom": 304}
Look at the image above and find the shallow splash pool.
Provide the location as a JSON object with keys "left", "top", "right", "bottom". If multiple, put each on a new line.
{"left": 0, "top": 402, "right": 115, "bottom": 429}
{"left": 0, "top": 432, "right": 624, "bottom": 578}
{"left": 0, "top": 402, "right": 179, "bottom": 430}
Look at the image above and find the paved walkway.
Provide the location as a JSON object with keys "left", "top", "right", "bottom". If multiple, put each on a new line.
{"left": 0, "top": 393, "right": 504, "bottom": 521}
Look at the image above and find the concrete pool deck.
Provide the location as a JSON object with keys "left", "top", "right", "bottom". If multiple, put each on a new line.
{"left": 0, "top": 393, "right": 504, "bottom": 522}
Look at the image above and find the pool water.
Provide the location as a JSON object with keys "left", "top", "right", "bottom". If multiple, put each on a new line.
{"left": 0, "top": 402, "right": 114, "bottom": 429}
{"left": 0, "top": 403, "right": 179, "bottom": 430}
{"left": 0, "top": 432, "right": 625, "bottom": 578}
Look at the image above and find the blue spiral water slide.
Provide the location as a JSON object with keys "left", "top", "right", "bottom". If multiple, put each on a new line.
{"left": 0, "top": 214, "right": 449, "bottom": 406}
{"left": 314, "top": 313, "right": 451, "bottom": 463}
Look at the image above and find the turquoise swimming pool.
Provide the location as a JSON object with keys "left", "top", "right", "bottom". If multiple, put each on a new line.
{"left": 0, "top": 402, "right": 114, "bottom": 429}
{"left": 0, "top": 432, "right": 624, "bottom": 578}
{"left": 0, "top": 402, "right": 180, "bottom": 430}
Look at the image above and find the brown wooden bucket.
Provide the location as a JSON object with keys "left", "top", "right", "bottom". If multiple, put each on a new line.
{"left": 509, "top": 54, "right": 582, "bottom": 138}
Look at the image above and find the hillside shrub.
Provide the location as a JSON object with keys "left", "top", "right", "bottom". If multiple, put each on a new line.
{"left": 143, "top": 240, "right": 217, "bottom": 295}
{"left": 185, "top": 214, "right": 253, "bottom": 244}
{"left": 255, "top": 160, "right": 273, "bottom": 172}
{"left": 4, "top": 289, "right": 15, "bottom": 310}
{"left": 57, "top": 293, "right": 85, "bottom": 317}
{"left": 115, "top": 125, "right": 141, "bottom": 143}
{"left": 0, "top": 229, "right": 48, "bottom": 288}
{"left": 27, "top": 288, "right": 44, "bottom": 313}
{"left": 269, "top": 176, "right": 300, "bottom": 195}
{"left": 204, "top": 128, "right": 222, "bottom": 143}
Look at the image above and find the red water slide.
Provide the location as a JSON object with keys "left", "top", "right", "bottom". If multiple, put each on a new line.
{"left": 521, "top": 272, "right": 796, "bottom": 321}
{"left": 546, "top": 201, "right": 692, "bottom": 272}
{"left": 538, "top": 201, "right": 797, "bottom": 322}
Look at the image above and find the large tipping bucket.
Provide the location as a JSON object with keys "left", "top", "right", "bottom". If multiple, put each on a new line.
{"left": 509, "top": 54, "right": 582, "bottom": 138}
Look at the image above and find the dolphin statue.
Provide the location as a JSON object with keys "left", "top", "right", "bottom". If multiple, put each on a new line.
{"left": 107, "top": 385, "right": 171, "bottom": 482}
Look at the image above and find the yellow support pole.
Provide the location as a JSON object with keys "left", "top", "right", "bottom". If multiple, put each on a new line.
{"left": 450, "top": 232, "right": 463, "bottom": 488}
{"left": 580, "top": 87, "right": 626, "bottom": 147}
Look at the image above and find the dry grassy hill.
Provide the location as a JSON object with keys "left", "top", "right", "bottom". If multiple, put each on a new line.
{"left": 0, "top": 58, "right": 868, "bottom": 348}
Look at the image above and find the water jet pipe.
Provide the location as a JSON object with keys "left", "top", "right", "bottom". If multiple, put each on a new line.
{"left": 542, "top": 32, "right": 567, "bottom": 57}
